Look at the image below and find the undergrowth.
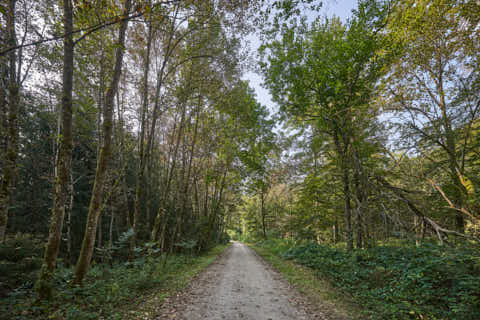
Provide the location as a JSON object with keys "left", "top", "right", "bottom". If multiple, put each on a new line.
{"left": 256, "top": 239, "right": 480, "bottom": 320}
{"left": 0, "top": 239, "right": 228, "bottom": 320}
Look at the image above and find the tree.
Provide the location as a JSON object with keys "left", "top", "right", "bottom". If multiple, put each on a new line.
{"left": 73, "top": 0, "right": 132, "bottom": 285}
{"left": 260, "top": 1, "right": 388, "bottom": 250}
{"left": 36, "top": 0, "right": 74, "bottom": 299}
{"left": 240, "top": 105, "right": 276, "bottom": 240}
{"left": 0, "top": 0, "right": 20, "bottom": 243}
{"left": 385, "top": 0, "right": 480, "bottom": 233}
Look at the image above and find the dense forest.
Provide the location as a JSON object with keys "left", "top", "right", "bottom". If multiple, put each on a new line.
{"left": 1, "top": 0, "right": 479, "bottom": 319}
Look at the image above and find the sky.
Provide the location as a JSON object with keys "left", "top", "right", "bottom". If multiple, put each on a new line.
{"left": 242, "top": 0, "right": 358, "bottom": 113}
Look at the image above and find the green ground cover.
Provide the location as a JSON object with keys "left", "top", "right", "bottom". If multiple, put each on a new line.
{"left": 252, "top": 239, "right": 480, "bottom": 320}
{"left": 1, "top": 235, "right": 228, "bottom": 320}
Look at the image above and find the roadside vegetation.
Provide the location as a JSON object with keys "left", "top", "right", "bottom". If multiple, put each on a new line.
{"left": 0, "top": 233, "right": 228, "bottom": 320}
{"left": 252, "top": 241, "right": 358, "bottom": 320}
{"left": 231, "top": 1, "right": 480, "bottom": 318}
{"left": 251, "top": 239, "right": 480, "bottom": 320}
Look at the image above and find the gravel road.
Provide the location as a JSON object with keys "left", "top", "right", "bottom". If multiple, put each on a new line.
{"left": 177, "top": 242, "right": 312, "bottom": 320}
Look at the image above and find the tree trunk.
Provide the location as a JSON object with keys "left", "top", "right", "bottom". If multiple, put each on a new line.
{"left": 0, "top": 67, "right": 6, "bottom": 241}
{"left": 438, "top": 71, "right": 465, "bottom": 233}
{"left": 353, "top": 149, "right": 364, "bottom": 249}
{"left": 181, "top": 103, "right": 200, "bottom": 227}
{"left": 0, "top": 0, "right": 19, "bottom": 243}
{"left": 36, "top": 0, "right": 74, "bottom": 299}
{"left": 343, "top": 170, "right": 353, "bottom": 251}
{"left": 97, "top": 215, "right": 102, "bottom": 251}
{"left": 414, "top": 215, "right": 421, "bottom": 246}
{"left": 73, "top": 0, "right": 132, "bottom": 284}
{"left": 151, "top": 102, "right": 186, "bottom": 242}
{"left": 333, "top": 130, "right": 353, "bottom": 251}
{"left": 115, "top": 84, "right": 132, "bottom": 232}
{"left": 65, "top": 171, "right": 74, "bottom": 266}
{"left": 365, "top": 210, "right": 372, "bottom": 247}
{"left": 109, "top": 204, "right": 115, "bottom": 248}
{"left": 333, "top": 218, "right": 338, "bottom": 244}
{"left": 261, "top": 189, "right": 267, "bottom": 240}
{"left": 131, "top": 18, "right": 153, "bottom": 259}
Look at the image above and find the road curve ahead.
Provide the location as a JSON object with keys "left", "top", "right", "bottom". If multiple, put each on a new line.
{"left": 179, "top": 242, "right": 311, "bottom": 320}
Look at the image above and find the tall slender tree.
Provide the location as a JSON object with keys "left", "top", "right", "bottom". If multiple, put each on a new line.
{"left": 73, "top": 0, "right": 132, "bottom": 285}
{"left": 0, "top": 0, "right": 20, "bottom": 243}
{"left": 36, "top": 0, "right": 74, "bottom": 299}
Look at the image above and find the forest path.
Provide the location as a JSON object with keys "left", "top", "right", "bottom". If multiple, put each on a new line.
{"left": 157, "top": 242, "right": 323, "bottom": 320}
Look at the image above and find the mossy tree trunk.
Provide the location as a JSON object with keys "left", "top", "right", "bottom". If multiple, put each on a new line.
{"left": 36, "top": 0, "right": 74, "bottom": 299}
{"left": 73, "top": 0, "right": 132, "bottom": 285}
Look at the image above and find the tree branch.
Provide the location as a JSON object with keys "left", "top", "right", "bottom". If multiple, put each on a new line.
{"left": 0, "top": 0, "right": 182, "bottom": 56}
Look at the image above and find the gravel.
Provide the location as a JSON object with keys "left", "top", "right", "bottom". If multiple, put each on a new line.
{"left": 177, "top": 241, "right": 312, "bottom": 320}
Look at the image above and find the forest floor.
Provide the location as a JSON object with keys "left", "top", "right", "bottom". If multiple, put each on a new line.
{"left": 154, "top": 241, "right": 344, "bottom": 320}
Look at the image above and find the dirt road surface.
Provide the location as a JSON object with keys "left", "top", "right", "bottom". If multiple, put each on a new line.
{"left": 164, "top": 242, "right": 319, "bottom": 320}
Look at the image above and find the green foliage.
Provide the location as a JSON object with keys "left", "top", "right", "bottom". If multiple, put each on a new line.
{"left": 256, "top": 238, "right": 296, "bottom": 255}
{"left": 259, "top": 239, "right": 480, "bottom": 320}
{"left": 217, "top": 232, "right": 231, "bottom": 245}
{"left": 0, "top": 234, "right": 44, "bottom": 297}
{"left": 175, "top": 239, "right": 198, "bottom": 258}
{"left": 1, "top": 244, "right": 229, "bottom": 320}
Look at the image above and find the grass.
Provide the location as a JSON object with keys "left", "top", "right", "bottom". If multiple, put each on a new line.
{"left": 121, "top": 244, "right": 229, "bottom": 319}
{"left": 250, "top": 242, "right": 362, "bottom": 320}
{"left": 1, "top": 242, "right": 230, "bottom": 320}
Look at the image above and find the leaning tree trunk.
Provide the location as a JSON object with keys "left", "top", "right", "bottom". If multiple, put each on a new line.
{"left": 0, "top": 0, "right": 19, "bottom": 243}
{"left": 73, "top": 0, "right": 132, "bottom": 285}
{"left": 36, "top": 0, "right": 74, "bottom": 299}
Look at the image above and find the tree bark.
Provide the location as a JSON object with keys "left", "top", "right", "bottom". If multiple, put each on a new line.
{"left": 73, "top": 0, "right": 132, "bottom": 285}
{"left": 0, "top": 0, "right": 19, "bottom": 243}
{"left": 36, "top": 0, "right": 74, "bottom": 299}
